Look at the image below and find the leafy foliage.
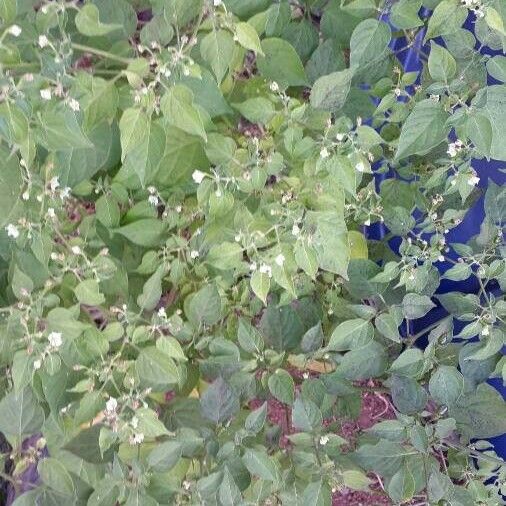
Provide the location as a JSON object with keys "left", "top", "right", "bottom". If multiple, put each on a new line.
{"left": 0, "top": 0, "right": 505, "bottom": 505}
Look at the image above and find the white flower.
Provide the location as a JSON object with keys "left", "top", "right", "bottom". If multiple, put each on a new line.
{"left": 394, "top": 87, "right": 401, "bottom": 97}
{"left": 269, "top": 81, "right": 279, "bottom": 92}
{"left": 175, "top": 205, "right": 182, "bottom": 213}
{"left": 147, "top": 186, "right": 157, "bottom": 194}
{"left": 364, "top": 218, "right": 371, "bottom": 226}
{"left": 48, "top": 331, "right": 63, "bottom": 348}
{"left": 106, "top": 397, "right": 118, "bottom": 413}
{"left": 190, "top": 250, "right": 199, "bottom": 259}
{"left": 40, "top": 88, "right": 52, "bottom": 100}
{"left": 6, "top": 224, "right": 19, "bottom": 238}
{"left": 234, "top": 233, "right": 241, "bottom": 242}
{"left": 22, "top": 191, "right": 30, "bottom": 201}
{"left": 438, "top": 255, "right": 445, "bottom": 262}
{"left": 157, "top": 307, "right": 167, "bottom": 318}
{"left": 468, "top": 175, "right": 480, "bottom": 186}
{"left": 47, "top": 207, "right": 56, "bottom": 218}
{"left": 131, "top": 432, "right": 144, "bottom": 445}
{"left": 68, "top": 98, "right": 80, "bottom": 112}
{"left": 38, "top": 34, "right": 49, "bottom": 48}
{"left": 50, "top": 252, "right": 59, "bottom": 261}
{"left": 131, "top": 416, "right": 139, "bottom": 429}
{"left": 215, "top": 189, "right": 222, "bottom": 197}
{"left": 319, "top": 147, "right": 329, "bottom": 159}
{"left": 8, "top": 25, "right": 22, "bottom": 37}
{"left": 336, "top": 133, "right": 345, "bottom": 141}
{"left": 214, "top": 0, "right": 222, "bottom": 6}
{"left": 302, "top": 372, "right": 309, "bottom": 379}
{"left": 33, "top": 359, "right": 42, "bottom": 370}
{"left": 259, "top": 263, "right": 272, "bottom": 278}
{"left": 60, "top": 187, "right": 71, "bottom": 200}
{"left": 430, "top": 94, "right": 440, "bottom": 102}
{"left": 148, "top": 195, "right": 159, "bottom": 206}
{"left": 291, "top": 224, "right": 300, "bottom": 236}
{"left": 71, "top": 245, "right": 82, "bottom": 255}
{"left": 319, "top": 435, "right": 329, "bottom": 446}
{"left": 249, "top": 262, "right": 257, "bottom": 271}
{"left": 275, "top": 254, "right": 285, "bottom": 267}
{"left": 192, "top": 170, "right": 205, "bottom": 184}
{"left": 49, "top": 176, "right": 59, "bottom": 191}
{"left": 355, "top": 161, "right": 366, "bottom": 172}
{"left": 481, "top": 325, "right": 490, "bottom": 336}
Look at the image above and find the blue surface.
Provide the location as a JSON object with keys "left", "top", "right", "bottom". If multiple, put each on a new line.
{"left": 373, "top": 10, "right": 506, "bottom": 458}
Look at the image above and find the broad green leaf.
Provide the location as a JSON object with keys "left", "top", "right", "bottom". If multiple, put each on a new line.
{"left": 310, "top": 69, "right": 354, "bottom": 112}
{"left": 387, "top": 466, "right": 416, "bottom": 503}
{"left": 137, "top": 265, "right": 165, "bottom": 311}
{"left": 115, "top": 219, "right": 166, "bottom": 246}
{"left": 268, "top": 369, "right": 295, "bottom": 405}
{"left": 0, "top": 388, "right": 44, "bottom": 444}
{"left": 186, "top": 283, "right": 222, "bottom": 326}
{"left": 257, "top": 38, "right": 308, "bottom": 87}
{"left": 235, "top": 22, "right": 263, "bottom": 54}
{"left": 250, "top": 270, "right": 270, "bottom": 305}
{"left": 242, "top": 449, "right": 279, "bottom": 481}
{"left": 428, "top": 365, "right": 464, "bottom": 407}
{"left": 395, "top": 100, "right": 449, "bottom": 160}
{"left": 75, "top": 3, "right": 121, "bottom": 36}
{"left": 74, "top": 279, "right": 105, "bottom": 306}
{"left": 327, "top": 319, "right": 373, "bottom": 352}
{"left": 350, "top": 19, "right": 391, "bottom": 70}
{"left": 160, "top": 84, "right": 207, "bottom": 141}
{"left": 428, "top": 42, "right": 456, "bottom": 82}
{"left": 147, "top": 440, "right": 182, "bottom": 471}
{"left": 292, "top": 397, "right": 322, "bottom": 432}
{"left": 424, "top": 0, "right": 467, "bottom": 42}
{"left": 200, "top": 29, "right": 235, "bottom": 83}
{"left": 38, "top": 109, "right": 93, "bottom": 150}
{"left": 136, "top": 346, "right": 181, "bottom": 389}
{"left": 119, "top": 108, "right": 150, "bottom": 159}
{"left": 200, "top": 377, "right": 239, "bottom": 424}
{"left": 302, "top": 480, "right": 331, "bottom": 506}
{"left": 401, "top": 293, "right": 435, "bottom": 319}
{"left": 38, "top": 458, "right": 75, "bottom": 498}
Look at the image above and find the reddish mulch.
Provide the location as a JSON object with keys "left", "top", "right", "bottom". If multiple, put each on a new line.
{"left": 250, "top": 378, "right": 397, "bottom": 506}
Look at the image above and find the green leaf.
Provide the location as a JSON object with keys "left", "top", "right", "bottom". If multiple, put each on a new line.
{"left": 353, "top": 440, "right": 407, "bottom": 477}
{"left": 119, "top": 108, "right": 150, "bottom": 158}
{"left": 301, "top": 321, "right": 324, "bottom": 353}
{"left": 245, "top": 402, "right": 267, "bottom": 433}
{"left": 0, "top": 388, "right": 44, "bottom": 444}
{"left": 294, "top": 239, "right": 319, "bottom": 279}
{"left": 292, "top": 397, "right": 322, "bottom": 432}
{"left": 424, "top": 0, "right": 467, "bottom": 42}
{"left": 136, "top": 346, "right": 181, "bottom": 389}
{"left": 242, "top": 449, "right": 279, "bottom": 481}
{"left": 259, "top": 303, "right": 304, "bottom": 352}
{"left": 486, "top": 55, "right": 506, "bottom": 82}
{"left": 302, "top": 480, "right": 331, "bottom": 506}
{"left": 250, "top": 270, "right": 270, "bottom": 305}
{"left": 349, "top": 19, "right": 391, "bottom": 70}
{"left": 200, "top": 29, "right": 235, "bottom": 84}
{"left": 338, "top": 341, "right": 388, "bottom": 380}
{"left": 0, "top": 151, "right": 22, "bottom": 229}
{"left": 39, "top": 109, "right": 93, "bottom": 151}
{"left": 137, "top": 265, "right": 165, "bottom": 311}
{"left": 387, "top": 466, "right": 416, "bottom": 503}
{"left": 375, "top": 313, "right": 401, "bottom": 343}
{"left": 74, "top": 279, "right": 105, "bottom": 306}
{"left": 307, "top": 210, "right": 349, "bottom": 277}
{"left": 136, "top": 407, "right": 170, "bottom": 437}
{"left": 310, "top": 69, "right": 354, "bottom": 112}
{"left": 395, "top": 99, "right": 449, "bottom": 160}
{"left": 115, "top": 219, "right": 166, "bottom": 246}
{"left": 428, "top": 41, "right": 457, "bottom": 82}
{"left": 401, "top": 293, "right": 435, "bottom": 319}
{"left": 38, "top": 458, "right": 75, "bottom": 498}
{"left": 75, "top": 3, "right": 121, "bottom": 36}
{"left": 219, "top": 468, "right": 242, "bottom": 506}
{"left": 390, "top": 375, "right": 428, "bottom": 414}
{"left": 390, "top": 0, "right": 423, "bottom": 29}
{"left": 200, "top": 377, "right": 240, "bottom": 424}
{"left": 235, "top": 22, "right": 263, "bottom": 54}
{"left": 268, "top": 369, "right": 295, "bottom": 405}
{"left": 147, "top": 440, "right": 182, "bottom": 471}
{"left": 257, "top": 38, "right": 308, "bottom": 87}
{"left": 232, "top": 97, "right": 275, "bottom": 124}
{"left": 156, "top": 336, "right": 187, "bottom": 362}
{"left": 160, "top": 84, "right": 207, "bottom": 141}
{"left": 186, "top": 283, "right": 222, "bottom": 326}
{"left": 429, "top": 365, "right": 464, "bottom": 407}
{"left": 327, "top": 319, "right": 373, "bottom": 352}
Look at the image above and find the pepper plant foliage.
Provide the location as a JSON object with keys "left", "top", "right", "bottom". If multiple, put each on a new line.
{"left": 0, "top": 0, "right": 506, "bottom": 504}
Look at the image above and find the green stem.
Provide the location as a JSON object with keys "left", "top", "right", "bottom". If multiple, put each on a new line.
{"left": 406, "top": 317, "right": 450, "bottom": 346}
{"left": 71, "top": 43, "right": 133, "bottom": 65}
